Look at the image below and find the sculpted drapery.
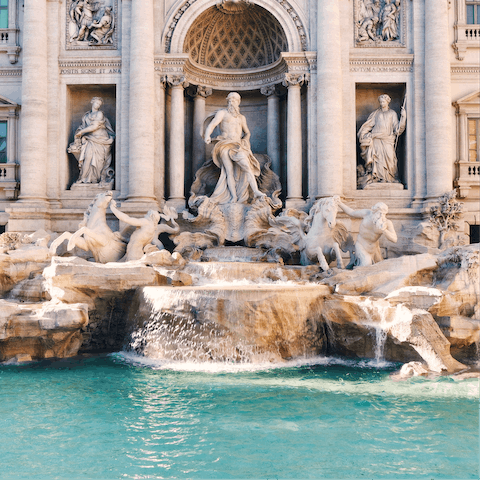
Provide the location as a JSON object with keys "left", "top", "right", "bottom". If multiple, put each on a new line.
{"left": 69, "top": 97, "right": 115, "bottom": 185}
{"left": 358, "top": 94, "right": 406, "bottom": 184}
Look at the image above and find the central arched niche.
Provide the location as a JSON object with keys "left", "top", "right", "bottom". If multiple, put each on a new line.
{"left": 183, "top": 4, "right": 288, "bottom": 70}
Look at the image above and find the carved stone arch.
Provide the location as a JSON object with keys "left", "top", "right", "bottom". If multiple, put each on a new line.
{"left": 163, "top": 0, "right": 308, "bottom": 55}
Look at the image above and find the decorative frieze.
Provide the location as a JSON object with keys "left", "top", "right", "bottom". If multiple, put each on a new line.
{"left": 350, "top": 56, "right": 413, "bottom": 72}
{"left": 66, "top": 0, "right": 118, "bottom": 50}
{"left": 354, "top": 0, "right": 406, "bottom": 48}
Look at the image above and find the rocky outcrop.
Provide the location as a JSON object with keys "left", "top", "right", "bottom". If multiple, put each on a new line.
{"left": 43, "top": 256, "right": 192, "bottom": 307}
{"left": 1, "top": 241, "right": 478, "bottom": 371}
{"left": 0, "top": 300, "right": 88, "bottom": 361}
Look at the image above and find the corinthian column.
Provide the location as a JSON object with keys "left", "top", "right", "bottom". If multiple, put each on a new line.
{"left": 191, "top": 85, "right": 212, "bottom": 175}
{"left": 260, "top": 85, "right": 281, "bottom": 178}
{"left": 283, "top": 74, "right": 305, "bottom": 208}
{"left": 167, "top": 75, "right": 189, "bottom": 210}
{"left": 127, "top": 0, "right": 156, "bottom": 204}
{"left": 18, "top": 0, "right": 48, "bottom": 204}
{"left": 425, "top": 0, "right": 453, "bottom": 198}
{"left": 317, "top": 0, "right": 343, "bottom": 197}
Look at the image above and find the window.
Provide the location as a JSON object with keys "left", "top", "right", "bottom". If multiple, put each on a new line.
{"left": 470, "top": 225, "right": 480, "bottom": 243}
{"left": 0, "top": 121, "right": 6, "bottom": 163}
{"left": 0, "top": 0, "right": 7, "bottom": 29}
{"left": 468, "top": 119, "right": 479, "bottom": 162}
{"left": 466, "top": 0, "right": 480, "bottom": 24}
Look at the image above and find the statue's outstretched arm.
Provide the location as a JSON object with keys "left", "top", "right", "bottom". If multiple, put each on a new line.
{"left": 338, "top": 201, "right": 367, "bottom": 219}
{"left": 110, "top": 200, "right": 144, "bottom": 227}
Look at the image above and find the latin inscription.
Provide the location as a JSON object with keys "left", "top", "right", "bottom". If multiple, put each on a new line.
{"left": 60, "top": 68, "right": 121, "bottom": 75}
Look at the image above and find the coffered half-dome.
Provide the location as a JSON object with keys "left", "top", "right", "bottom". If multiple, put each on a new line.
{"left": 183, "top": 4, "right": 288, "bottom": 70}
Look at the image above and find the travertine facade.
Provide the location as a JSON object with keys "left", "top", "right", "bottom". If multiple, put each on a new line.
{"left": 0, "top": 0, "right": 478, "bottom": 245}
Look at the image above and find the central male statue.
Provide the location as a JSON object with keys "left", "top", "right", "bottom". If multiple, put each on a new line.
{"left": 203, "top": 92, "right": 266, "bottom": 204}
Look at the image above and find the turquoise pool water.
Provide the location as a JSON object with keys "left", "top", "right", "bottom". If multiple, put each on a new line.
{"left": 0, "top": 354, "right": 478, "bottom": 480}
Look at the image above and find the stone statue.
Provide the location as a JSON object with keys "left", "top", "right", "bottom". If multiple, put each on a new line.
{"left": 89, "top": 7, "right": 114, "bottom": 45}
{"left": 357, "top": 0, "right": 382, "bottom": 42}
{"left": 301, "top": 196, "right": 348, "bottom": 272}
{"left": 357, "top": 94, "right": 406, "bottom": 186}
{"left": 49, "top": 191, "right": 127, "bottom": 263}
{"left": 68, "top": 97, "right": 115, "bottom": 186}
{"left": 203, "top": 92, "right": 266, "bottom": 204}
{"left": 381, "top": 0, "right": 400, "bottom": 41}
{"left": 109, "top": 201, "right": 180, "bottom": 262}
{"left": 338, "top": 201, "right": 397, "bottom": 267}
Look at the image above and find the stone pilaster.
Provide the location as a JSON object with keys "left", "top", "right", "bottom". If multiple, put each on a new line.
{"left": 317, "top": 0, "right": 343, "bottom": 197}
{"left": 167, "top": 75, "right": 189, "bottom": 210}
{"left": 191, "top": 85, "right": 212, "bottom": 175}
{"left": 260, "top": 85, "right": 281, "bottom": 178}
{"left": 425, "top": 0, "right": 453, "bottom": 198}
{"left": 283, "top": 74, "right": 305, "bottom": 208}
{"left": 127, "top": 0, "right": 156, "bottom": 205}
{"left": 18, "top": 0, "right": 48, "bottom": 205}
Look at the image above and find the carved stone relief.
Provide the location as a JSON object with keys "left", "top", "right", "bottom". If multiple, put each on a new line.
{"left": 66, "top": 0, "right": 117, "bottom": 50}
{"left": 354, "top": 0, "right": 405, "bottom": 48}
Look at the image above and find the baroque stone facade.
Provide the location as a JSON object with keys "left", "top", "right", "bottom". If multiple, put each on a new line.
{"left": 0, "top": 0, "right": 478, "bottom": 246}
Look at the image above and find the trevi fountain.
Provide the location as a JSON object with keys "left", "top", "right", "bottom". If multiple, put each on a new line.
{"left": 0, "top": 0, "right": 479, "bottom": 478}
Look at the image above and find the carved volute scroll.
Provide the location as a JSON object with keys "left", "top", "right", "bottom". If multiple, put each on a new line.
{"left": 282, "top": 73, "right": 307, "bottom": 88}
{"left": 66, "top": 0, "right": 117, "bottom": 50}
{"left": 167, "top": 75, "right": 190, "bottom": 90}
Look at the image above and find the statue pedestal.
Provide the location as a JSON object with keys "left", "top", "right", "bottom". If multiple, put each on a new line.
{"left": 70, "top": 181, "right": 114, "bottom": 197}
{"left": 363, "top": 182, "right": 404, "bottom": 191}
{"left": 219, "top": 203, "right": 249, "bottom": 243}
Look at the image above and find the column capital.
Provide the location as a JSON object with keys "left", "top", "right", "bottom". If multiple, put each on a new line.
{"left": 187, "top": 85, "right": 213, "bottom": 99}
{"left": 167, "top": 75, "right": 189, "bottom": 89}
{"left": 282, "top": 73, "right": 308, "bottom": 88}
{"left": 260, "top": 85, "right": 277, "bottom": 97}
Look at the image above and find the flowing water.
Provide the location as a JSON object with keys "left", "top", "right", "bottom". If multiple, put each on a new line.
{"left": 1, "top": 353, "right": 478, "bottom": 479}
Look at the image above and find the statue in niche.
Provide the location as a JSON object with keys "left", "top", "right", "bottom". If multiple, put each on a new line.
{"left": 68, "top": 0, "right": 115, "bottom": 46}
{"left": 356, "top": 0, "right": 401, "bottom": 44}
{"left": 338, "top": 201, "right": 397, "bottom": 267}
{"left": 357, "top": 94, "right": 406, "bottom": 187}
{"left": 203, "top": 92, "right": 267, "bottom": 205}
{"left": 68, "top": 97, "right": 115, "bottom": 186}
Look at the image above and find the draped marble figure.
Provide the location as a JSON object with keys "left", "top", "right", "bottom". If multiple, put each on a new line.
{"left": 358, "top": 94, "right": 406, "bottom": 184}
{"left": 203, "top": 92, "right": 266, "bottom": 204}
{"left": 68, "top": 97, "right": 115, "bottom": 185}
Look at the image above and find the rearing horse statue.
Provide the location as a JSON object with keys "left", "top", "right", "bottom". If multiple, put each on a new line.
{"left": 49, "top": 191, "right": 127, "bottom": 263}
{"left": 301, "top": 195, "right": 348, "bottom": 272}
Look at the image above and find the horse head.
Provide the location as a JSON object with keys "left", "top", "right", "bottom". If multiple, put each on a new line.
{"left": 311, "top": 196, "right": 340, "bottom": 229}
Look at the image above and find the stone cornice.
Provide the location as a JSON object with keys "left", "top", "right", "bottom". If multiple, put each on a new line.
{"left": 0, "top": 67, "right": 21, "bottom": 77}
{"left": 155, "top": 52, "right": 315, "bottom": 91}
{"left": 451, "top": 65, "right": 480, "bottom": 75}
{"left": 349, "top": 55, "right": 414, "bottom": 72}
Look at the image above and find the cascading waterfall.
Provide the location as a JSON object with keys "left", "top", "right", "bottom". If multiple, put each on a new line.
{"left": 359, "top": 298, "right": 414, "bottom": 365}
{"left": 127, "top": 286, "right": 275, "bottom": 363}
